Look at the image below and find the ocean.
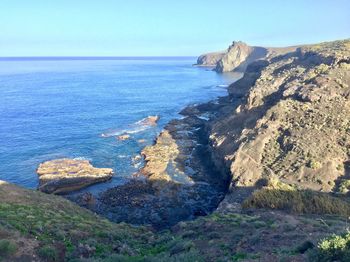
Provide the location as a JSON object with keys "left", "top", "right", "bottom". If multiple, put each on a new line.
{"left": 0, "top": 57, "right": 238, "bottom": 193}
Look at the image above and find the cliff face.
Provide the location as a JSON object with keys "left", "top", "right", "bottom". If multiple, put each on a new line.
{"left": 195, "top": 51, "right": 225, "bottom": 66}
{"left": 208, "top": 39, "right": 350, "bottom": 209}
{"left": 214, "top": 41, "right": 254, "bottom": 72}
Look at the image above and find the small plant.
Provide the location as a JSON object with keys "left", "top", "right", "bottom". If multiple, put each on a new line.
{"left": 307, "top": 159, "right": 321, "bottom": 169}
{"left": 310, "top": 231, "right": 350, "bottom": 261}
{"left": 232, "top": 252, "right": 248, "bottom": 261}
{"left": 339, "top": 180, "right": 350, "bottom": 194}
{"left": 38, "top": 245, "right": 58, "bottom": 261}
{"left": 0, "top": 239, "right": 17, "bottom": 257}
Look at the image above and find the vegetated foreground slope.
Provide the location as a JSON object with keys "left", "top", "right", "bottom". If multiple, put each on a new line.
{"left": 1, "top": 39, "right": 350, "bottom": 261}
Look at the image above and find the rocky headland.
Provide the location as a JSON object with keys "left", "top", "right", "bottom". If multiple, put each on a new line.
{"left": 1, "top": 39, "right": 350, "bottom": 261}
{"left": 196, "top": 40, "right": 300, "bottom": 73}
{"left": 194, "top": 51, "right": 225, "bottom": 67}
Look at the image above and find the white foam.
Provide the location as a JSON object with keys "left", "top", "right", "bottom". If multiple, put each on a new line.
{"left": 101, "top": 116, "right": 158, "bottom": 138}
{"left": 216, "top": 84, "right": 229, "bottom": 88}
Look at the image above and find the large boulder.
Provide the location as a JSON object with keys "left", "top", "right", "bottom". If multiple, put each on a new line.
{"left": 37, "top": 158, "right": 114, "bottom": 194}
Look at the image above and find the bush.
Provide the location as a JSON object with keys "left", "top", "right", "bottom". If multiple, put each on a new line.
{"left": 339, "top": 180, "right": 350, "bottom": 194}
{"left": 38, "top": 245, "right": 58, "bottom": 261}
{"left": 243, "top": 179, "right": 350, "bottom": 216}
{"left": 0, "top": 239, "right": 17, "bottom": 257}
{"left": 310, "top": 231, "right": 350, "bottom": 261}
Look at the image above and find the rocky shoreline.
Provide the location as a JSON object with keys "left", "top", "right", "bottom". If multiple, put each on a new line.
{"left": 71, "top": 100, "right": 233, "bottom": 228}
{"left": 67, "top": 39, "right": 350, "bottom": 231}
{"left": 2, "top": 39, "right": 350, "bottom": 261}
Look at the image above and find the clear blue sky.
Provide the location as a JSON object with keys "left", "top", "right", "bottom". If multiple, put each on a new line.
{"left": 1, "top": 0, "right": 349, "bottom": 56}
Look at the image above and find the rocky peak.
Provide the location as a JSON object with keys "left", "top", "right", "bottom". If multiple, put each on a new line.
{"left": 214, "top": 41, "right": 253, "bottom": 73}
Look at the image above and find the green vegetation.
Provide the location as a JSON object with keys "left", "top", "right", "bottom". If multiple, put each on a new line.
{"left": 38, "top": 245, "right": 58, "bottom": 261}
{"left": 310, "top": 231, "right": 350, "bottom": 261}
{"left": 339, "top": 179, "right": 350, "bottom": 194}
{"left": 0, "top": 239, "right": 17, "bottom": 258}
{"left": 243, "top": 179, "right": 350, "bottom": 216}
{"left": 307, "top": 159, "right": 321, "bottom": 170}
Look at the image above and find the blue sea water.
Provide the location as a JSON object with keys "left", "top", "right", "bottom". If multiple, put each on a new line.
{"left": 0, "top": 57, "right": 238, "bottom": 193}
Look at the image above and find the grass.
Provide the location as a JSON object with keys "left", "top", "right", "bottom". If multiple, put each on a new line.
{"left": 0, "top": 239, "right": 17, "bottom": 258}
{"left": 243, "top": 179, "right": 350, "bottom": 216}
{"left": 38, "top": 245, "right": 58, "bottom": 261}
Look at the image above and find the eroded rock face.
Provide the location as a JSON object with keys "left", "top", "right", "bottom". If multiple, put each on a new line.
{"left": 37, "top": 158, "right": 114, "bottom": 194}
{"left": 214, "top": 41, "right": 254, "bottom": 72}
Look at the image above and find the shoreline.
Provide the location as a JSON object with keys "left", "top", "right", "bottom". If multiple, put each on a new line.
{"left": 69, "top": 85, "right": 238, "bottom": 229}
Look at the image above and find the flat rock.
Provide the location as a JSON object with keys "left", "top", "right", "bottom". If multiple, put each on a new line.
{"left": 37, "top": 158, "right": 114, "bottom": 194}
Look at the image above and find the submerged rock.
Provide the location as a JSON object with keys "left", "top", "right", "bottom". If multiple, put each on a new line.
{"left": 117, "top": 134, "right": 130, "bottom": 140}
{"left": 137, "top": 115, "right": 159, "bottom": 126}
{"left": 37, "top": 158, "right": 114, "bottom": 194}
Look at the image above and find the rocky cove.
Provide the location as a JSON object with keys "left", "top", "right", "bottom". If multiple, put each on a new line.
{"left": 1, "top": 39, "right": 350, "bottom": 261}
{"left": 60, "top": 95, "right": 237, "bottom": 229}
{"left": 35, "top": 39, "right": 350, "bottom": 232}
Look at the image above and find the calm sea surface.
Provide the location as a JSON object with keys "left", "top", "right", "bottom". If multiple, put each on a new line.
{"left": 0, "top": 57, "right": 238, "bottom": 193}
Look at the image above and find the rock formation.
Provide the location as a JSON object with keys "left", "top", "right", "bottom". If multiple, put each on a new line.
{"left": 137, "top": 115, "right": 159, "bottom": 126}
{"left": 209, "top": 39, "right": 350, "bottom": 210}
{"left": 195, "top": 51, "right": 225, "bottom": 66}
{"left": 198, "top": 40, "right": 299, "bottom": 73}
{"left": 214, "top": 41, "right": 254, "bottom": 72}
{"left": 37, "top": 158, "right": 114, "bottom": 194}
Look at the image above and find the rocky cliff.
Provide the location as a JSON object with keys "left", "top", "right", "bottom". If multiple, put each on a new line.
{"left": 209, "top": 39, "right": 350, "bottom": 210}
{"left": 198, "top": 40, "right": 300, "bottom": 73}
{"left": 195, "top": 51, "right": 225, "bottom": 66}
{"left": 214, "top": 41, "right": 259, "bottom": 72}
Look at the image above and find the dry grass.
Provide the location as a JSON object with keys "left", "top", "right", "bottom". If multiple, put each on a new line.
{"left": 243, "top": 179, "right": 350, "bottom": 216}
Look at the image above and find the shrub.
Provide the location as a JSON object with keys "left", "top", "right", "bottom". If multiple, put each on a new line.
{"left": 38, "top": 245, "right": 58, "bottom": 261}
{"left": 339, "top": 180, "right": 350, "bottom": 194}
{"left": 307, "top": 159, "right": 321, "bottom": 170}
{"left": 243, "top": 179, "right": 350, "bottom": 216}
{"left": 0, "top": 239, "right": 17, "bottom": 257}
{"left": 310, "top": 231, "right": 350, "bottom": 261}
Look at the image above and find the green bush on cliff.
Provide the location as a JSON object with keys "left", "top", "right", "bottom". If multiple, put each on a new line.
{"left": 309, "top": 231, "right": 350, "bottom": 261}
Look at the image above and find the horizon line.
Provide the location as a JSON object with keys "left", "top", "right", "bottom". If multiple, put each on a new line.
{"left": 0, "top": 56, "right": 197, "bottom": 61}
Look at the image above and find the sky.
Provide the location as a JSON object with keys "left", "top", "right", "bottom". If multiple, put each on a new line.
{"left": 0, "top": 0, "right": 349, "bottom": 56}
